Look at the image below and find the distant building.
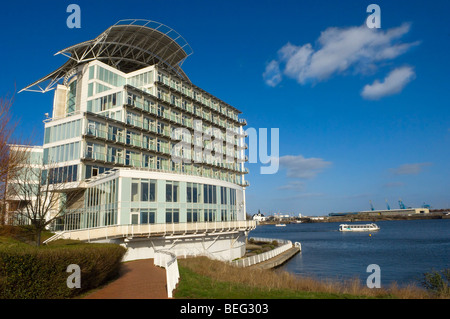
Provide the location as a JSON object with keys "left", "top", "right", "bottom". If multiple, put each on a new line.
{"left": 252, "top": 213, "right": 266, "bottom": 222}
{"left": 5, "top": 145, "right": 43, "bottom": 225}
{"left": 359, "top": 208, "right": 430, "bottom": 215}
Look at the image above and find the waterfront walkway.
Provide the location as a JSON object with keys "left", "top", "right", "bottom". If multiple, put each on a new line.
{"left": 83, "top": 259, "right": 168, "bottom": 299}
{"left": 249, "top": 246, "right": 300, "bottom": 270}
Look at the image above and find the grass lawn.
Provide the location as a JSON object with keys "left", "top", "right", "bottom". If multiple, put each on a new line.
{"left": 174, "top": 265, "right": 371, "bottom": 299}
{"left": 174, "top": 257, "right": 432, "bottom": 299}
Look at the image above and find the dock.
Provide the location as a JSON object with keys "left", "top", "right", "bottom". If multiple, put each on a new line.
{"left": 248, "top": 245, "right": 300, "bottom": 270}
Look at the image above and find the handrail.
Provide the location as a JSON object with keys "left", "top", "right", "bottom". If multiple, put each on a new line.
{"left": 154, "top": 250, "right": 179, "bottom": 298}
{"left": 45, "top": 220, "right": 257, "bottom": 243}
{"left": 231, "top": 237, "right": 295, "bottom": 268}
{"left": 43, "top": 231, "right": 66, "bottom": 244}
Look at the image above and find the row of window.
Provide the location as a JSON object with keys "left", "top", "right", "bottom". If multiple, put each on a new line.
{"left": 85, "top": 64, "right": 242, "bottom": 135}
{"left": 87, "top": 91, "right": 123, "bottom": 113}
{"left": 130, "top": 208, "right": 238, "bottom": 225}
{"left": 87, "top": 82, "right": 113, "bottom": 97}
{"left": 130, "top": 179, "right": 237, "bottom": 205}
{"left": 90, "top": 65, "right": 126, "bottom": 87}
{"left": 54, "top": 208, "right": 117, "bottom": 231}
{"left": 87, "top": 64, "right": 239, "bottom": 124}
{"left": 44, "top": 119, "right": 81, "bottom": 144}
{"left": 42, "top": 164, "right": 78, "bottom": 185}
{"left": 156, "top": 71, "right": 239, "bottom": 122}
{"left": 88, "top": 65, "right": 152, "bottom": 90}
{"left": 43, "top": 142, "right": 80, "bottom": 164}
{"left": 86, "top": 119, "right": 243, "bottom": 166}
{"left": 129, "top": 89, "right": 241, "bottom": 135}
{"left": 84, "top": 141, "right": 245, "bottom": 184}
{"left": 85, "top": 178, "right": 118, "bottom": 208}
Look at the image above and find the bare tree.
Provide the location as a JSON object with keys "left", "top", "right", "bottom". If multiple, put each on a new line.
{"left": 0, "top": 94, "right": 29, "bottom": 225}
{"left": 7, "top": 155, "right": 83, "bottom": 246}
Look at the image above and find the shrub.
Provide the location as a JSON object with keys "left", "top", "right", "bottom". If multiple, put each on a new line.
{"left": 0, "top": 242, "right": 126, "bottom": 299}
{"left": 421, "top": 269, "right": 450, "bottom": 297}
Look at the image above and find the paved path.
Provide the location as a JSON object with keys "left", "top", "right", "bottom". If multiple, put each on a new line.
{"left": 249, "top": 246, "right": 301, "bottom": 270}
{"left": 83, "top": 259, "right": 169, "bottom": 299}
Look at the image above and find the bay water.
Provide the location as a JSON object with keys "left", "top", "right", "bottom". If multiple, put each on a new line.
{"left": 249, "top": 219, "right": 450, "bottom": 287}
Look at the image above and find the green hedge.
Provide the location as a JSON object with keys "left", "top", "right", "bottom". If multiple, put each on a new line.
{"left": 0, "top": 242, "right": 126, "bottom": 299}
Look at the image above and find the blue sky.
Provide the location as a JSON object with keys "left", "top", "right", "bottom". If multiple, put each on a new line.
{"left": 1, "top": 0, "right": 449, "bottom": 215}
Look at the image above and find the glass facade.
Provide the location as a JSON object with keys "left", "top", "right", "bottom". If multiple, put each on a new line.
{"left": 120, "top": 177, "right": 238, "bottom": 225}
{"left": 66, "top": 80, "right": 77, "bottom": 115}
{"left": 42, "top": 60, "right": 247, "bottom": 232}
{"left": 55, "top": 177, "right": 118, "bottom": 230}
{"left": 44, "top": 119, "right": 81, "bottom": 144}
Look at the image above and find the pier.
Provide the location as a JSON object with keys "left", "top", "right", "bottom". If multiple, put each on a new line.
{"left": 231, "top": 237, "right": 301, "bottom": 269}
{"left": 249, "top": 246, "right": 300, "bottom": 270}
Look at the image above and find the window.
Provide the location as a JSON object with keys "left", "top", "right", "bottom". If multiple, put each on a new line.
{"left": 157, "top": 121, "right": 165, "bottom": 135}
{"left": 221, "top": 209, "right": 227, "bottom": 221}
{"left": 187, "top": 182, "right": 192, "bottom": 203}
{"left": 86, "top": 143, "right": 93, "bottom": 158}
{"left": 166, "top": 209, "right": 179, "bottom": 223}
{"left": 131, "top": 179, "right": 139, "bottom": 202}
{"left": 221, "top": 186, "right": 227, "bottom": 204}
{"left": 140, "top": 209, "right": 156, "bottom": 224}
{"left": 131, "top": 212, "right": 139, "bottom": 225}
{"left": 108, "top": 126, "right": 123, "bottom": 143}
{"left": 230, "top": 188, "right": 236, "bottom": 206}
{"left": 157, "top": 104, "right": 165, "bottom": 117}
{"left": 187, "top": 182, "right": 200, "bottom": 203}
{"left": 193, "top": 183, "right": 198, "bottom": 203}
{"left": 203, "top": 184, "right": 217, "bottom": 204}
{"left": 66, "top": 80, "right": 77, "bottom": 115}
{"left": 166, "top": 181, "right": 179, "bottom": 202}
{"left": 203, "top": 209, "right": 216, "bottom": 222}
{"left": 187, "top": 209, "right": 198, "bottom": 222}
{"left": 141, "top": 179, "right": 156, "bottom": 202}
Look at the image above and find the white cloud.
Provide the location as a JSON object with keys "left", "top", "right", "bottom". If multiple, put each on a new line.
{"left": 361, "top": 66, "right": 416, "bottom": 100}
{"left": 277, "top": 180, "right": 306, "bottom": 190}
{"left": 276, "top": 193, "right": 325, "bottom": 200}
{"left": 264, "top": 23, "right": 419, "bottom": 86}
{"left": 391, "top": 162, "right": 432, "bottom": 175}
{"left": 383, "top": 182, "right": 405, "bottom": 188}
{"left": 279, "top": 155, "right": 332, "bottom": 179}
{"left": 262, "top": 60, "right": 282, "bottom": 87}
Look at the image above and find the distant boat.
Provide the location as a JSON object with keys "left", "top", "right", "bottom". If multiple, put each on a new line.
{"left": 275, "top": 223, "right": 286, "bottom": 227}
{"left": 339, "top": 223, "right": 380, "bottom": 232}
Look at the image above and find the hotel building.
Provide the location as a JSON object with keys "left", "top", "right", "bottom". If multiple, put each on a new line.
{"left": 18, "top": 20, "right": 255, "bottom": 261}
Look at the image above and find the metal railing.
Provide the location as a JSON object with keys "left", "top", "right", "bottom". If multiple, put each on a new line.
{"left": 230, "top": 237, "right": 295, "bottom": 268}
{"left": 154, "top": 250, "right": 180, "bottom": 298}
{"left": 44, "top": 220, "right": 257, "bottom": 244}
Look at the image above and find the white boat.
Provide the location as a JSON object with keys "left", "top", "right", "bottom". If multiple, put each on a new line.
{"left": 275, "top": 223, "right": 286, "bottom": 227}
{"left": 339, "top": 223, "right": 379, "bottom": 232}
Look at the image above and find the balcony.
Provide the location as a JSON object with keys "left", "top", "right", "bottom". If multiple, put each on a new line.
{"left": 46, "top": 220, "right": 258, "bottom": 243}
{"left": 240, "top": 180, "right": 250, "bottom": 187}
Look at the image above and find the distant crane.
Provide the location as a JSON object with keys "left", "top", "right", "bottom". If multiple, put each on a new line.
{"left": 385, "top": 199, "right": 391, "bottom": 210}
{"left": 369, "top": 200, "right": 375, "bottom": 211}
{"left": 422, "top": 202, "right": 431, "bottom": 209}
{"left": 399, "top": 198, "right": 406, "bottom": 210}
